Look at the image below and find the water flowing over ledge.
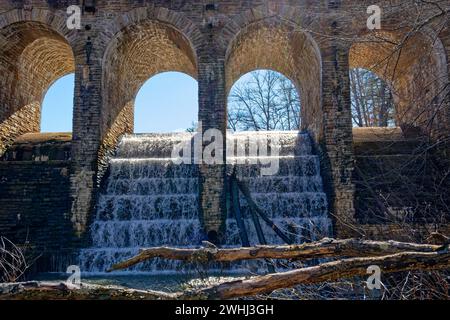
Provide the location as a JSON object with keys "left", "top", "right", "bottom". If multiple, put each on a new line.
{"left": 79, "top": 132, "right": 332, "bottom": 274}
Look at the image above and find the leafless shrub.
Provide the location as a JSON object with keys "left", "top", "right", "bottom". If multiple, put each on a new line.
{"left": 381, "top": 270, "right": 449, "bottom": 300}
{"left": 0, "top": 237, "right": 31, "bottom": 283}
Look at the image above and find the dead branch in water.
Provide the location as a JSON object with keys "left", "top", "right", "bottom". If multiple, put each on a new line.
{"left": 107, "top": 238, "right": 441, "bottom": 272}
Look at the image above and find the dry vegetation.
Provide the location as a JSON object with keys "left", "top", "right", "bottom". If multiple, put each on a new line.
{"left": 0, "top": 237, "right": 31, "bottom": 283}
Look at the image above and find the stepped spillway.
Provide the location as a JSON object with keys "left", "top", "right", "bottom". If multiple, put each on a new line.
{"left": 79, "top": 132, "right": 332, "bottom": 274}
{"left": 225, "top": 132, "right": 331, "bottom": 246}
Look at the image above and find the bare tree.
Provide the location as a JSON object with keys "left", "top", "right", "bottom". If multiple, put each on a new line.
{"left": 350, "top": 68, "right": 395, "bottom": 127}
{"left": 229, "top": 68, "right": 393, "bottom": 131}
{"left": 228, "top": 70, "right": 301, "bottom": 131}
{"left": 0, "top": 237, "right": 30, "bottom": 283}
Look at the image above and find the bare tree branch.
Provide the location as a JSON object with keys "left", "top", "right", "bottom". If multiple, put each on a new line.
{"left": 107, "top": 238, "right": 442, "bottom": 272}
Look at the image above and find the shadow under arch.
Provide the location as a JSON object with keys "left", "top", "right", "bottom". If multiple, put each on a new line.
{"left": 225, "top": 17, "right": 323, "bottom": 142}
{"left": 0, "top": 20, "right": 75, "bottom": 155}
{"left": 99, "top": 20, "right": 198, "bottom": 176}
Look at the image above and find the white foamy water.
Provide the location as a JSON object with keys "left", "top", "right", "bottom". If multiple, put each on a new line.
{"left": 79, "top": 132, "right": 332, "bottom": 274}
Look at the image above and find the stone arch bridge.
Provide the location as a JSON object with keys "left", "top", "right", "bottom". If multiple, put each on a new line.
{"left": 0, "top": 1, "right": 448, "bottom": 263}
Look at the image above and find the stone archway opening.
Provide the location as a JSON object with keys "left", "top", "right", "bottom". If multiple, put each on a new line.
{"left": 223, "top": 20, "right": 331, "bottom": 244}
{"left": 100, "top": 21, "right": 198, "bottom": 163}
{"left": 349, "top": 31, "right": 448, "bottom": 136}
{"left": 0, "top": 21, "right": 75, "bottom": 155}
{"left": 350, "top": 31, "right": 449, "bottom": 225}
{"left": 134, "top": 72, "right": 198, "bottom": 133}
{"left": 225, "top": 18, "right": 322, "bottom": 141}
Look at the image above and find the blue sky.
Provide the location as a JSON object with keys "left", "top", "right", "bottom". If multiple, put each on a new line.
{"left": 41, "top": 74, "right": 75, "bottom": 132}
{"left": 41, "top": 72, "right": 199, "bottom": 133}
{"left": 134, "top": 72, "right": 198, "bottom": 133}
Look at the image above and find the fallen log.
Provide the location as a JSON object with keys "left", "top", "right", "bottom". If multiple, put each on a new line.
{"left": 2, "top": 250, "right": 449, "bottom": 300}
{"left": 181, "top": 250, "right": 450, "bottom": 299}
{"left": 0, "top": 281, "right": 177, "bottom": 300}
{"left": 108, "top": 237, "right": 441, "bottom": 272}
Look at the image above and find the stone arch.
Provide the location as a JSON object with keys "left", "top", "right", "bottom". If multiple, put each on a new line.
{"left": 99, "top": 6, "right": 204, "bottom": 53}
{"left": 349, "top": 30, "right": 449, "bottom": 134}
{"left": 217, "top": 1, "right": 314, "bottom": 47}
{"left": 0, "top": 8, "right": 76, "bottom": 38}
{"left": 0, "top": 10, "right": 76, "bottom": 155}
{"left": 100, "top": 19, "right": 198, "bottom": 164}
{"left": 224, "top": 15, "right": 322, "bottom": 140}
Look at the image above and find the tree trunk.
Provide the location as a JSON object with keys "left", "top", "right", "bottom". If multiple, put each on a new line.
{"left": 107, "top": 238, "right": 441, "bottom": 272}
{"left": 0, "top": 281, "right": 177, "bottom": 300}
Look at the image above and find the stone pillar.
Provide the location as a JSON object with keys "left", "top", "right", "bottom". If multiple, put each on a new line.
{"left": 70, "top": 34, "right": 103, "bottom": 238}
{"left": 197, "top": 55, "right": 227, "bottom": 243}
{"left": 320, "top": 29, "right": 356, "bottom": 238}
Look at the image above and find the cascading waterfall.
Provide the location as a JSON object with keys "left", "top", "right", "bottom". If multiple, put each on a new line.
{"left": 225, "top": 132, "right": 331, "bottom": 247}
{"left": 79, "top": 132, "right": 332, "bottom": 274}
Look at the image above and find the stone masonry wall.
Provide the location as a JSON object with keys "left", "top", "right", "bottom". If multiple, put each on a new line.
{"left": 0, "top": 137, "right": 75, "bottom": 272}
{"left": 0, "top": 0, "right": 448, "bottom": 242}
